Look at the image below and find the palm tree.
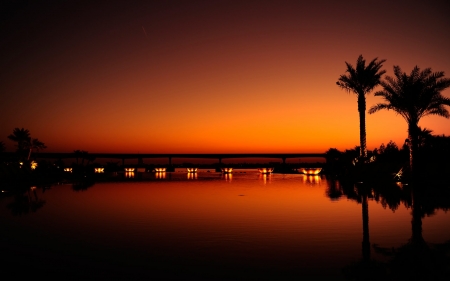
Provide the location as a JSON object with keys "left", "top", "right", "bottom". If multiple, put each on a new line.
{"left": 337, "top": 55, "right": 386, "bottom": 163}
{"left": 7, "top": 128, "right": 30, "bottom": 153}
{"left": 27, "top": 138, "right": 47, "bottom": 160}
{"left": 369, "top": 66, "right": 450, "bottom": 173}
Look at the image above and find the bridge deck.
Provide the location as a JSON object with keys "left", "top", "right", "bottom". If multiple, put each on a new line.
{"left": 4, "top": 152, "right": 326, "bottom": 159}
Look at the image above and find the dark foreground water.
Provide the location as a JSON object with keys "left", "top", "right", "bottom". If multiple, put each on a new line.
{"left": 1, "top": 170, "right": 449, "bottom": 280}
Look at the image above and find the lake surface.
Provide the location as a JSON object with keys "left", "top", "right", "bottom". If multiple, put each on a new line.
{"left": 1, "top": 170, "right": 449, "bottom": 280}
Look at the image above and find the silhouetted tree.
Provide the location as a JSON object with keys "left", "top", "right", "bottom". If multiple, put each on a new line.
{"left": 369, "top": 66, "right": 450, "bottom": 174}
{"left": 416, "top": 127, "right": 433, "bottom": 148}
{"left": 27, "top": 138, "right": 46, "bottom": 160}
{"left": 337, "top": 55, "right": 386, "bottom": 163}
{"left": 7, "top": 128, "right": 30, "bottom": 157}
{"left": 7, "top": 128, "right": 46, "bottom": 161}
{"left": 0, "top": 141, "right": 5, "bottom": 153}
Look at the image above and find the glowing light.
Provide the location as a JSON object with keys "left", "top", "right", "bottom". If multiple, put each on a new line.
{"left": 258, "top": 168, "right": 274, "bottom": 174}
{"left": 187, "top": 168, "right": 198, "bottom": 173}
{"left": 124, "top": 168, "right": 135, "bottom": 172}
{"left": 94, "top": 167, "right": 105, "bottom": 173}
{"left": 64, "top": 168, "right": 73, "bottom": 173}
{"left": 30, "top": 161, "right": 38, "bottom": 170}
{"left": 221, "top": 168, "right": 233, "bottom": 173}
{"left": 154, "top": 168, "right": 166, "bottom": 172}
{"left": 125, "top": 171, "right": 135, "bottom": 178}
{"left": 298, "top": 168, "right": 322, "bottom": 175}
{"left": 394, "top": 168, "right": 403, "bottom": 181}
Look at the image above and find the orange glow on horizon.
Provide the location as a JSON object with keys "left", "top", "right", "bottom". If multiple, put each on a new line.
{"left": 1, "top": 1, "right": 449, "bottom": 154}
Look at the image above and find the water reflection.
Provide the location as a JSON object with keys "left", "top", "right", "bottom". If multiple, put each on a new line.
{"left": 326, "top": 177, "right": 342, "bottom": 200}
{"left": 125, "top": 171, "right": 135, "bottom": 178}
{"left": 2, "top": 172, "right": 449, "bottom": 279}
{"left": 222, "top": 173, "right": 233, "bottom": 181}
{"left": 341, "top": 179, "right": 450, "bottom": 280}
{"left": 302, "top": 175, "right": 321, "bottom": 185}
{"left": 259, "top": 173, "right": 272, "bottom": 184}
{"left": 155, "top": 171, "right": 166, "bottom": 179}
{"left": 72, "top": 178, "right": 95, "bottom": 191}
{"left": 6, "top": 186, "right": 46, "bottom": 216}
{"left": 187, "top": 172, "right": 198, "bottom": 179}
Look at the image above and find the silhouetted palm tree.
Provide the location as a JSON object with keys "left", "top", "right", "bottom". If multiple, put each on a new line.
{"left": 27, "top": 138, "right": 47, "bottom": 160}
{"left": 0, "top": 141, "right": 5, "bottom": 153}
{"left": 337, "top": 55, "right": 386, "bottom": 163}
{"left": 336, "top": 55, "right": 386, "bottom": 161}
{"left": 7, "top": 128, "right": 30, "bottom": 155}
{"left": 369, "top": 66, "right": 450, "bottom": 173}
{"left": 416, "top": 127, "right": 433, "bottom": 148}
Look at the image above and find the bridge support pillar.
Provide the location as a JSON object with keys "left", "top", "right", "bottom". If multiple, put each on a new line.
{"left": 166, "top": 157, "right": 175, "bottom": 172}
{"left": 215, "top": 158, "right": 223, "bottom": 172}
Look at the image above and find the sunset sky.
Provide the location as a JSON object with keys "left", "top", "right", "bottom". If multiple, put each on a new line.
{"left": 1, "top": 0, "right": 450, "bottom": 154}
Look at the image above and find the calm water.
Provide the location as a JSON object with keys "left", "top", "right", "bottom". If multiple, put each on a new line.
{"left": 1, "top": 170, "right": 449, "bottom": 280}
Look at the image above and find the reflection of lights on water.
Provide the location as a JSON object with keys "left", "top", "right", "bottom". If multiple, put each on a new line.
{"left": 64, "top": 168, "right": 73, "bottom": 173}
{"left": 125, "top": 171, "right": 135, "bottom": 178}
{"left": 124, "top": 168, "right": 135, "bottom": 172}
{"left": 94, "top": 167, "right": 104, "bottom": 173}
{"left": 259, "top": 173, "right": 272, "bottom": 184}
{"left": 396, "top": 181, "right": 407, "bottom": 189}
{"left": 223, "top": 173, "right": 233, "bottom": 181}
{"left": 187, "top": 172, "right": 198, "bottom": 179}
{"left": 302, "top": 175, "right": 321, "bottom": 184}
{"left": 155, "top": 172, "right": 166, "bottom": 179}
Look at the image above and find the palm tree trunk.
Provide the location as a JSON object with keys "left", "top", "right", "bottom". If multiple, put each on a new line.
{"left": 408, "top": 122, "right": 419, "bottom": 174}
{"left": 410, "top": 188, "right": 424, "bottom": 246}
{"left": 357, "top": 94, "right": 367, "bottom": 161}
{"left": 362, "top": 193, "right": 370, "bottom": 261}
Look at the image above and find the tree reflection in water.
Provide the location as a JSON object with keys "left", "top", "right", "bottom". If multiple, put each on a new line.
{"left": 6, "top": 186, "right": 46, "bottom": 216}
{"left": 71, "top": 176, "right": 95, "bottom": 191}
{"left": 338, "top": 178, "right": 450, "bottom": 280}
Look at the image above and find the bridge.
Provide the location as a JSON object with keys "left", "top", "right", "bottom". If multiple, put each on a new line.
{"left": 4, "top": 152, "right": 326, "bottom": 166}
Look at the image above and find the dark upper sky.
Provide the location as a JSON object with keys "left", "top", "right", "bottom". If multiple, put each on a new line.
{"left": 1, "top": 0, "right": 450, "bottom": 153}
